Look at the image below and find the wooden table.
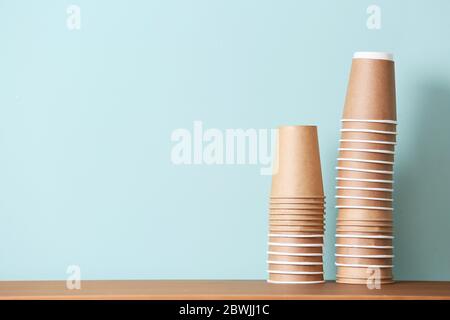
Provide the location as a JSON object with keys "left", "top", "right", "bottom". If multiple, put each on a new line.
{"left": 1, "top": 280, "right": 449, "bottom": 300}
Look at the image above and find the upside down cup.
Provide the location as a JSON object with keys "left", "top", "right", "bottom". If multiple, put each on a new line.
{"left": 270, "top": 126, "right": 324, "bottom": 198}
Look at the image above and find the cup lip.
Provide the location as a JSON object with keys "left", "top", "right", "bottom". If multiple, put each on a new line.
{"left": 267, "top": 270, "right": 324, "bottom": 275}
{"left": 353, "top": 52, "right": 394, "bottom": 61}
{"left": 268, "top": 242, "right": 323, "bottom": 247}
{"left": 336, "top": 166, "right": 393, "bottom": 175}
{"left": 335, "top": 205, "right": 393, "bottom": 211}
{"left": 267, "top": 251, "right": 323, "bottom": 257}
{"left": 335, "top": 196, "right": 392, "bottom": 202}
{"left": 336, "top": 177, "right": 394, "bottom": 184}
{"left": 341, "top": 118, "right": 397, "bottom": 124}
{"left": 340, "top": 139, "right": 397, "bottom": 146}
{"left": 335, "top": 254, "right": 394, "bottom": 258}
{"left": 267, "top": 260, "right": 323, "bottom": 266}
{"left": 335, "top": 262, "right": 393, "bottom": 268}
{"left": 267, "top": 280, "right": 326, "bottom": 284}
{"left": 336, "top": 186, "right": 393, "bottom": 192}
{"left": 336, "top": 234, "right": 393, "bottom": 239}
{"left": 268, "top": 233, "right": 324, "bottom": 238}
{"left": 337, "top": 157, "right": 394, "bottom": 165}
{"left": 341, "top": 128, "right": 397, "bottom": 135}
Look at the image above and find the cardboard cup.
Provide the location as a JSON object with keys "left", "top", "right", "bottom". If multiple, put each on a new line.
{"left": 269, "top": 203, "right": 325, "bottom": 210}
{"left": 336, "top": 266, "right": 393, "bottom": 279}
{"left": 272, "top": 230, "right": 326, "bottom": 236}
{"left": 335, "top": 230, "right": 393, "bottom": 236}
{"left": 337, "top": 165, "right": 394, "bottom": 181}
{"left": 271, "top": 126, "right": 324, "bottom": 197}
{"left": 336, "top": 197, "right": 393, "bottom": 208}
{"left": 270, "top": 197, "right": 326, "bottom": 204}
{"left": 336, "top": 178, "right": 393, "bottom": 190}
{"left": 336, "top": 256, "right": 393, "bottom": 265}
{"left": 269, "top": 226, "right": 325, "bottom": 232}
{"left": 337, "top": 209, "right": 393, "bottom": 221}
{"left": 268, "top": 236, "right": 324, "bottom": 245}
{"left": 338, "top": 149, "right": 394, "bottom": 163}
{"left": 341, "top": 130, "right": 396, "bottom": 143}
{"left": 337, "top": 158, "right": 394, "bottom": 172}
{"left": 340, "top": 140, "right": 395, "bottom": 152}
{"left": 268, "top": 273, "right": 324, "bottom": 282}
{"left": 268, "top": 245, "right": 323, "bottom": 254}
{"left": 336, "top": 188, "right": 393, "bottom": 201}
{"left": 268, "top": 254, "right": 323, "bottom": 263}
{"left": 269, "top": 221, "right": 325, "bottom": 227}
{"left": 269, "top": 209, "right": 325, "bottom": 215}
{"left": 270, "top": 214, "right": 325, "bottom": 221}
{"left": 342, "top": 55, "right": 396, "bottom": 120}
{"left": 336, "top": 277, "right": 394, "bottom": 285}
{"left": 336, "top": 237, "right": 393, "bottom": 249}
{"left": 337, "top": 220, "right": 393, "bottom": 227}
{"left": 335, "top": 246, "right": 393, "bottom": 256}
{"left": 341, "top": 120, "right": 396, "bottom": 132}
{"left": 268, "top": 264, "right": 324, "bottom": 273}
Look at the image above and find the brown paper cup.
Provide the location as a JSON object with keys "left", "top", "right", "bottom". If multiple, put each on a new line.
{"left": 341, "top": 120, "right": 396, "bottom": 132}
{"left": 271, "top": 126, "right": 324, "bottom": 197}
{"left": 270, "top": 214, "right": 325, "bottom": 221}
{"left": 336, "top": 187, "right": 392, "bottom": 199}
{"left": 268, "top": 264, "right": 324, "bottom": 273}
{"left": 337, "top": 159, "right": 393, "bottom": 171}
{"left": 337, "top": 209, "right": 393, "bottom": 221}
{"left": 338, "top": 149, "right": 394, "bottom": 163}
{"left": 269, "top": 226, "right": 325, "bottom": 232}
{"left": 269, "top": 221, "right": 325, "bottom": 227}
{"left": 336, "top": 277, "right": 394, "bottom": 285}
{"left": 336, "top": 179, "right": 393, "bottom": 191}
{"left": 268, "top": 254, "right": 323, "bottom": 263}
{"left": 336, "top": 197, "right": 393, "bottom": 208}
{"left": 336, "top": 266, "right": 393, "bottom": 279}
{"left": 336, "top": 246, "right": 393, "bottom": 256}
{"left": 336, "top": 225, "right": 393, "bottom": 233}
{"left": 268, "top": 236, "right": 323, "bottom": 245}
{"left": 342, "top": 55, "right": 396, "bottom": 120}
{"left": 270, "top": 197, "right": 326, "bottom": 204}
{"left": 336, "top": 236, "right": 392, "bottom": 247}
{"left": 268, "top": 273, "right": 324, "bottom": 282}
{"left": 337, "top": 166, "right": 394, "bottom": 181}
{"left": 341, "top": 130, "right": 396, "bottom": 143}
{"left": 269, "top": 203, "right": 325, "bottom": 210}
{"left": 270, "top": 209, "right": 325, "bottom": 215}
{"left": 337, "top": 220, "right": 393, "bottom": 227}
{"left": 268, "top": 245, "right": 323, "bottom": 254}
{"left": 336, "top": 256, "right": 393, "bottom": 265}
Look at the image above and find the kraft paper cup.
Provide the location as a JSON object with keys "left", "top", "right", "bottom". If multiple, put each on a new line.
{"left": 268, "top": 270, "right": 323, "bottom": 275}
{"left": 337, "top": 209, "right": 393, "bottom": 221}
{"left": 337, "top": 220, "right": 393, "bottom": 227}
{"left": 336, "top": 266, "right": 393, "bottom": 279}
{"left": 269, "top": 221, "right": 325, "bottom": 227}
{"left": 270, "top": 203, "right": 325, "bottom": 209}
{"left": 337, "top": 158, "right": 394, "bottom": 172}
{"left": 335, "top": 246, "right": 393, "bottom": 256}
{"left": 339, "top": 141, "right": 396, "bottom": 152}
{"left": 338, "top": 149, "right": 394, "bottom": 163}
{"left": 268, "top": 264, "right": 324, "bottom": 273}
{"left": 341, "top": 130, "right": 396, "bottom": 143}
{"left": 268, "top": 254, "right": 323, "bottom": 263}
{"left": 336, "top": 197, "right": 393, "bottom": 208}
{"left": 336, "top": 256, "right": 393, "bottom": 266}
{"left": 268, "top": 273, "right": 324, "bottom": 283}
{"left": 268, "top": 236, "right": 323, "bottom": 245}
{"left": 273, "top": 230, "right": 326, "bottom": 236}
{"left": 270, "top": 197, "right": 326, "bottom": 204}
{"left": 336, "top": 178, "right": 393, "bottom": 190}
{"left": 269, "top": 226, "right": 325, "bottom": 233}
{"left": 337, "top": 166, "right": 394, "bottom": 181}
{"left": 341, "top": 120, "right": 396, "bottom": 132}
{"left": 336, "top": 230, "right": 393, "bottom": 236}
{"left": 270, "top": 214, "right": 325, "bottom": 221}
{"left": 342, "top": 53, "right": 396, "bottom": 121}
{"left": 336, "top": 188, "right": 393, "bottom": 201}
{"left": 269, "top": 209, "right": 325, "bottom": 215}
{"left": 271, "top": 126, "right": 324, "bottom": 197}
{"left": 336, "top": 277, "right": 394, "bottom": 285}
{"left": 268, "top": 245, "right": 323, "bottom": 254}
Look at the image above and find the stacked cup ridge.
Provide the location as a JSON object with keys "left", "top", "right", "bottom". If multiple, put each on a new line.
{"left": 335, "top": 52, "right": 397, "bottom": 284}
{"left": 267, "top": 126, "right": 326, "bottom": 284}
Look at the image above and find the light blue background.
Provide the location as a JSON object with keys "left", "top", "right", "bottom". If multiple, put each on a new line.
{"left": 1, "top": 0, "right": 449, "bottom": 281}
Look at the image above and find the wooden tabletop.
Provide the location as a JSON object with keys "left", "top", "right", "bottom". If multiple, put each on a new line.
{"left": 1, "top": 280, "right": 449, "bottom": 300}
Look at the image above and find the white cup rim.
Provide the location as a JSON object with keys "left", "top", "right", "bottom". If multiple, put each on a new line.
{"left": 341, "top": 118, "right": 397, "bottom": 124}
{"left": 339, "top": 148, "right": 395, "bottom": 155}
{"left": 341, "top": 128, "right": 397, "bottom": 135}
{"left": 336, "top": 234, "right": 394, "bottom": 239}
{"left": 337, "top": 157, "right": 394, "bottom": 165}
{"left": 340, "top": 139, "right": 397, "bottom": 146}
{"left": 335, "top": 262, "right": 393, "bottom": 268}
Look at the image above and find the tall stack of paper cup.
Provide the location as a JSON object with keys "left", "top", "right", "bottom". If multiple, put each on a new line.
{"left": 267, "top": 126, "right": 326, "bottom": 284}
{"left": 335, "top": 52, "right": 397, "bottom": 284}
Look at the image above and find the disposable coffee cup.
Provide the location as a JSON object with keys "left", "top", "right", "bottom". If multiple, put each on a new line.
{"left": 341, "top": 120, "right": 396, "bottom": 132}
{"left": 339, "top": 140, "right": 396, "bottom": 152}
{"left": 335, "top": 230, "right": 393, "bottom": 236}
{"left": 269, "top": 220, "right": 325, "bottom": 227}
{"left": 336, "top": 225, "right": 393, "bottom": 233}
{"left": 271, "top": 126, "right": 324, "bottom": 197}
{"left": 336, "top": 197, "right": 393, "bottom": 208}
{"left": 270, "top": 197, "right": 326, "bottom": 204}
{"left": 267, "top": 251, "right": 323, "bottom": 257}
{"left": 269, "top": 226, "right": 325, "bottom": 232}
{"left": 268, "top": 264, "right": 324, "bottom": 273}
{"left": 342, "top": 53, "right": 396, "bottom": 120}
{"left": 268, "top": 273, "right": 324, "bottom": 283}
{"left": 268, "top": 245, "right": 323, "bottom": 254}
{"left": 269, "top": 203, "right": 325, "bottom": 210}
{"left": 337, "top": 158, "right": 394, "bottom": 172}
{"left": 337, "top": 220, "right": 393, "bottom": 227}
{"left": 270, "top": 214, "right": 325, "bottom": 221}
{"left": 337, "top": 209, "right": 393, "bottom": 221}
{"left": 336, "top": 237, "right": 393, "bottom": 247}
{"left": 338, "top": 149, "right": 395, "bottom": 164}
{"left": 341, "top": 130, "right": 396, "bottom": 143}
{"left": 336, "top": 277, "right": 393, "bottom": 285}
{"left": 270, "top": 209, "right": 325, "bottom": 215}
{"left": 337, "top": 165, "right": 394, "bottom": 181}
{"left": 335, "top": 256, "right": 393, "bottom": 266}
{"left": 268, "top": 254, "right": 323, "bottom": 263}
{"left": 336, "top": 189, "right": 393, "bottom": 202}
{"left": 336, "top": 266, "right": 393, "bottom": 280}
{"left": 336, "top": 178, "right": 393, "bottom": 190}
{"left": 336, "top": 247, "right": 393, "bottom": 257}
{"left": 268, "top": 236, "right": 324, "bottom": 245}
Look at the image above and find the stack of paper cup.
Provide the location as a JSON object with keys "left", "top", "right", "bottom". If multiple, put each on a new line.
{"left": 267, "top": 126, "right": 326, "bottom": 284}
{"left": 335, "top": 52, "right": 397, "bottom": 284}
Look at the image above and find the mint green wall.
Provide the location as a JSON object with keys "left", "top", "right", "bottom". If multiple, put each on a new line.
{"left": 1, "top": 0, "right": 449, "bottom": 280}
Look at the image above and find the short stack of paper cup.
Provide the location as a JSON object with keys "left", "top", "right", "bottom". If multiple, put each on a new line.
{"left": 335, "top": 52, "right": 397, "bottom": 284}
{"left": 267, "top": 126, "right": 326, "bottom": 284}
